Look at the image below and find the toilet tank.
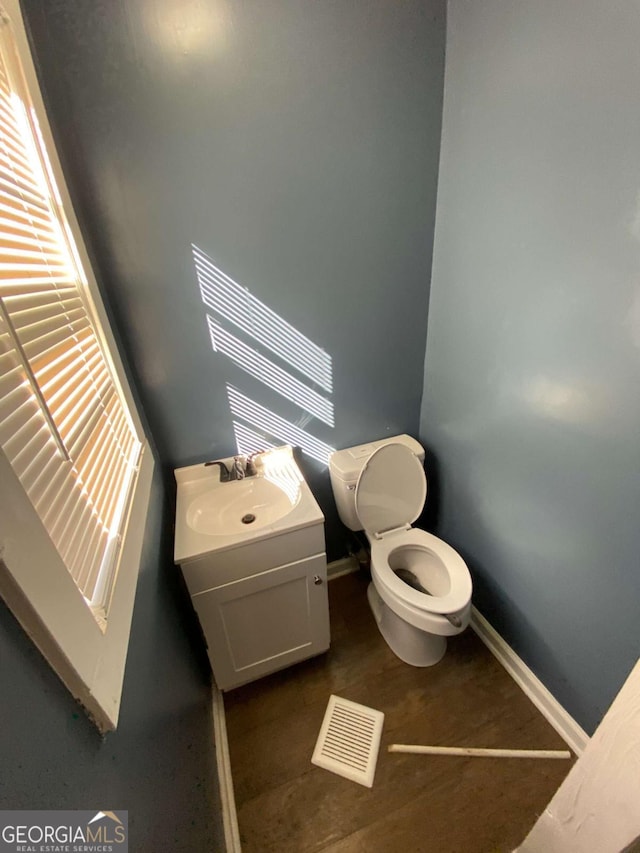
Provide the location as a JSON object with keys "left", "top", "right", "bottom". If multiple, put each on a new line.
{"left": 329, "top": 434, "right": 425, "bottom": 531}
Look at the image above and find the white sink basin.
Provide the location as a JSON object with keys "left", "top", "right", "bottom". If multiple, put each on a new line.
{"left": 173, "top": 445, "right": 324, "bottom": 563}
{"left": 186, "top": 475, "right": 300, "bottom": 535}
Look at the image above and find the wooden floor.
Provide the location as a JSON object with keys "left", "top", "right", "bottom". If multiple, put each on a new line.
{"left": 224, "top": 571, "right": 573, "bottom": 853}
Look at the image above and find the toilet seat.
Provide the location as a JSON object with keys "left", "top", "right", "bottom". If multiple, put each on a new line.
{"left": 355, "top": 443, "right": 472, "bottom": 620}
{"left": 370, "top": 528, "right": 472, "bottom": 615}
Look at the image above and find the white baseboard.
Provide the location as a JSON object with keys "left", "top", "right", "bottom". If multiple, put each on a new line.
{"left": 327, "top": 556, "right": 359, "bottom": 580}
{"left": 212, "top": 685, "right": 242, "bottom": 852}
{"left": 471, "top": 606, "right": 589, "bottom": 756}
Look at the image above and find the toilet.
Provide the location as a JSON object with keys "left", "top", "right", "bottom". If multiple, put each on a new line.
{"left": 329, "top": 435, "right": 472, "bottom": 667}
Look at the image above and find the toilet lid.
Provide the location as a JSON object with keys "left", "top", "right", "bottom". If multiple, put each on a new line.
{"left": 355, "top": 442, "right": 426, "bottom": 536}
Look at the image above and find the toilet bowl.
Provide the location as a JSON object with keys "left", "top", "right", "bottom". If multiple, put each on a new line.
{"left": 329, "top": 436, "right": 472, "bottom": 667}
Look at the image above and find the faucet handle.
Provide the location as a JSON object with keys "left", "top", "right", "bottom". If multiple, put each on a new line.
{"left": 232, "top": 455, "right": 247, "bottom": 480}
{"left": 245, "top": 450, "right": 265, "bottom": 476}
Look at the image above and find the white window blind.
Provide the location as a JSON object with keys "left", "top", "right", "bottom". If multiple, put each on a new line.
{"left": 0, "top": 16, "right": 141, "bottom": 620}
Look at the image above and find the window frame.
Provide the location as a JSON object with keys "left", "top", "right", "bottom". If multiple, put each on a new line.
{"left": 0, "top": 0, "right": 154, "bottom": 733}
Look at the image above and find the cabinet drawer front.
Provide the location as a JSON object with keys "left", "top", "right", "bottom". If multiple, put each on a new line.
{"left": 192, "top": 553, "right": 330, "bottom": 690}
{"left": 179, "top": 523, "right": 325, "bottom": 595}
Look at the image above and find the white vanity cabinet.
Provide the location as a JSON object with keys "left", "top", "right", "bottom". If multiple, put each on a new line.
{"left": 178, "top": 517, "right": 330, "bottom": 691}
{"left": 174, "top": 448, "right": 331, "bottom": 691}
{"left": 190, "top": 550, "right": 329, "bottom": 690}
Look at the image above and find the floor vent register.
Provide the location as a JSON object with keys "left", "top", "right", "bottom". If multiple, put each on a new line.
{"left": 311, "top": 695, "right": 384, "bottom": 788}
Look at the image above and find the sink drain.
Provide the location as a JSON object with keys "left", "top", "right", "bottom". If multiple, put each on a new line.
{"left": 241, "top": 513, "right": 256, "bottom": 525}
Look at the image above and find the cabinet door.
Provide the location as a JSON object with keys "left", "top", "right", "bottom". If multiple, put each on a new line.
{"left": 191, "top": 553, "right": 329, "bottom": 690}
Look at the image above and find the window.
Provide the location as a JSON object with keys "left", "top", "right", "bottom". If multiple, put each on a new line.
{"left": 0, "top": 1, "right": 153, "bottom": 731}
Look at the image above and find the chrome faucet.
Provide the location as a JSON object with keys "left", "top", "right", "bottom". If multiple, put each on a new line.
{"left": 204, "top": 459, "right": 232, "bottom": 482}
{"left": 205, "top": 452, "right": 264, "bottom": 482}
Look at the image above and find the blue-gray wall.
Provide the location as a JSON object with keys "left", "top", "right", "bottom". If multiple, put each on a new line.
{"left": 420, "top": 0, "right": 640, "bottom": 733}
{"left": 3, "top": 1, "right": 445, "bottom": 841}
{"left": 23, "top": 0, "right": 446, "bottom": 559}
{"left": 0, "top": 468, "right": 224, "bottom": 850}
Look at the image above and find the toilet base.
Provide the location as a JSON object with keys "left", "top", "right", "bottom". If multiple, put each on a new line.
{"left": 367, "top": 582, "right": 447, "bottom": 667}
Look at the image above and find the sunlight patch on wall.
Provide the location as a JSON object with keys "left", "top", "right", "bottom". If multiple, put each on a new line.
{"left": 226, "top": 385, "right": 334, "bottom": 464}
{"left": 194, "top": 245, "right": 335, "bottom": 463}
{"left": 207, "top": 316, "right": 334, "bottom": 426}
{"left": 232, "top": 421, "right": 277, "bottom": 456}
{"left": 194, "top": 245, "right": 332, "bottom": 392}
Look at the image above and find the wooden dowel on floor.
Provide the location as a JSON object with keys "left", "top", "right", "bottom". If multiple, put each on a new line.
{"left": 388, "top": 744, "right": 571, "bottom": 760}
